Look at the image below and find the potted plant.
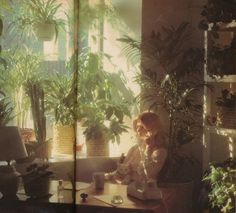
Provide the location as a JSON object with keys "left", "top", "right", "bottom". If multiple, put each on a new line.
{"left": 21, "top": 163, "right": 54, "bottom": 198}
{"left": 77, "top": 50, "right": 133, "bottom": 156}
{"left": 44, "top": 69, "right": 76, "bottom": 155}
{"left": 0, "top": 51, "right": 51, "bottom": 159}
{"left": 11, "top": 0, "right": 64, "bottom": 41}
{"left": 203, "top": 158, "right": 236, "bottom": 213}
{"left": 119, "top": 22, "right": 204, "bottom": 212}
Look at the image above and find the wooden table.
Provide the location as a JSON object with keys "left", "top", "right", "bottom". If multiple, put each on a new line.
{"left": 0, "top": 181, "right": 166, "bottom": 213}
{"left": 74, "top": 182, "right": 165, "bottom": 213}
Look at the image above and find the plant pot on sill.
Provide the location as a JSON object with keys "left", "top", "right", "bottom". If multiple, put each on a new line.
{"left": 23, "top": 176, "right": 50, "bottom": 198}
{"left": 86, "top": 134, "right": 109, "bottom": 157}
{"left": 33, "top": 22, "right": 56, "bottom": 41}
{"left": 53, "top": 123, "right": 75, "bottom": 155}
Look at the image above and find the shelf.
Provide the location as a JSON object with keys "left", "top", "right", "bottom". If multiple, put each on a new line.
{"left": 207, "top": 21, "right": 236, "bottom": 32}
{"left": 204, "top": 125, "right": 236, "bottom": 136}
{"left": 205, "top": 75, "right": 236, "bottom": 83}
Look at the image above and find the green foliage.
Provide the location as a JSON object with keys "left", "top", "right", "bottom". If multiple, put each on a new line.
{"left": 10, "top": 0, "right": 64, "bottom": 40}
{"left": 0, "top": 95, "right": 14, "bottom": 126}
{"left": 22, "top": 163, "right": 54, "bottom": 181}
{"left": 0, "top": 51, "right": 43, "bottom": 127}
{"left": 119, "top": 23, "right": 204, "bottom": 183}
{"left": 119, "top": 23, "right": 204, "bottom": 148}
{"left": 44, "top": 71, "right": 75, "bottom": 126}
{"left": 77, "top": 49, "right": 133, "bottom": 144}
{"left": 203, "top": 159, "right": 236, "bottom": 213}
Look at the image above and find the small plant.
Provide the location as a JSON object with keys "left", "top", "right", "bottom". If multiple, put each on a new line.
{"left": 22, "top": 163, "right": 54, "bottom": 198}
{"left": 22, "top": 163, "right": 53, "bottom": 182}
{"left": 216, "top": 89, "right": 236, "bottom": 109}
{"left": 203, "top": 158, "right": 236, "bottom": 213}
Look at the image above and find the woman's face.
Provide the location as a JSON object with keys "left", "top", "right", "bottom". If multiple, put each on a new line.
{"left": 136, "top": 120, "right": 157, "bottom": 140}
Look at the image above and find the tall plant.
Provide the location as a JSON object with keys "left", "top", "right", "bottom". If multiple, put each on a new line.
{"left": 0, "top": 51, "right": 43, "bottom": 127}
{"left": 77, "top": 49, "right": 133, "bottom": 144}
{"left": 25, "top": 80, "right": 46, "bottom": 144}
{"left": 119, "top": 22, "right": 204, "bottom": 181}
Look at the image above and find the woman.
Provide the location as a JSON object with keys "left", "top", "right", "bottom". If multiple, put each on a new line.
{"left": 106, "top": 111, "right": 168, "bottom": 184}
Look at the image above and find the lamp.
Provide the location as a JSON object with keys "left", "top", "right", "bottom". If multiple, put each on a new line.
{"left": 0, "top": 126, "right": 28, "bottom": 199}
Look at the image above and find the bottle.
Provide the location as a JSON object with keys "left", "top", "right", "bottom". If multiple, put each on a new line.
{"left": 119, "top": 153, "right": 125, "bottom": 164}
{"left": 57, "top": 179, "right": 64, "bottom": 202}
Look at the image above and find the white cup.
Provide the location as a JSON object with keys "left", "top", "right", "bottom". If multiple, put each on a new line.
{"left": 93, "top": 172, "right": 105, "bottom": 189}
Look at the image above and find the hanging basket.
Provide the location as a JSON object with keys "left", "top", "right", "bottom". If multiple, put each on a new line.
{"left": 33, "top": 22, "right": 56, "bottom": 41}
{"left": 53, "top": 124, "right": 75, "bottom": 155}
{"left": 219, "top": 107, "right": 236, "bottom": 129}
{"left": 86, "top": 134, "right": 109, "bottom": 157}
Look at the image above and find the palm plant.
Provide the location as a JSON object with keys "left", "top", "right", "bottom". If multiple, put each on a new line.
{"left": 119, "top": 22, "right": 204, "bottom": 182}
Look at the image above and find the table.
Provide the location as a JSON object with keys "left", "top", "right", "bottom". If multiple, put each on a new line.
{"left": 0, "top": 181, "right": 166, "bottom": 213}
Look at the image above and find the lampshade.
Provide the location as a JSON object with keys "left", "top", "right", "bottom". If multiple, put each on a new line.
{"left": 0, "top": 126, "right": 28, "bottom": 162}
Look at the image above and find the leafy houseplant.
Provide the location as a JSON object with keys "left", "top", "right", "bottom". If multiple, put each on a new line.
{"left": 12, "top": 0, "right": 64, "bottom": 41}
{"left": 119, "top": 22, "right": 204, "bottom": 181}
{"left": 203, "top": 158, "right": 236, "bottom": 213}
{"left": 22, "top": 163, "right": 54, "bottom": 198}
{"left": 45, "top": 72, "right": 75, "bottom": 126}
{"left": 78, "top": 50, "right": 133, "bottom": 156}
